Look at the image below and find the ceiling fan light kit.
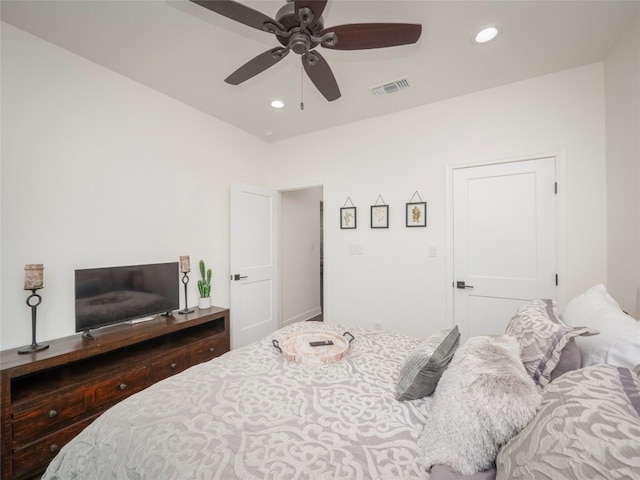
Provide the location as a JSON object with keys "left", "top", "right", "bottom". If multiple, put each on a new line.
{"left": 190, "top": 0, "right": 422, "bottom": 102}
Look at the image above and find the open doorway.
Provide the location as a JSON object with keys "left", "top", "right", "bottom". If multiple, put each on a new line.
{"left": 280, "top": 186, "right": 324, "bottom": 326}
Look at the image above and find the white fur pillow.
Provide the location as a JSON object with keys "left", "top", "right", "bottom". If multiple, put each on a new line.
{"left": 418, "top": 335, "right": 541, "bottom": 476}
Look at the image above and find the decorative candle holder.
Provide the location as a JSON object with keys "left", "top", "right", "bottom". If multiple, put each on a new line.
{"left": 18, "top": 288, "right": 49, "bottom": 354}
{"left": 179, "top": 255, "right": 191, "bottom": 273}
{"left": 178, "top": 272, "right": 194, "bottom": 314}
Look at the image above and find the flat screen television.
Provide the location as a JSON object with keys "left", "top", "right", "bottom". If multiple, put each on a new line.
{"left": 75, "top": 262, "right": 179, "bottom": 337}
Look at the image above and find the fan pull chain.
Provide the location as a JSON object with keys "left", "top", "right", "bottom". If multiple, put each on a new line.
{"left": 300, "top": 65, "right": 304, "bottom": 111}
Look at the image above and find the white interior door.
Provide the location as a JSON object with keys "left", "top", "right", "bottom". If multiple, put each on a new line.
{"left": 453, "top": 157, "right": 557, "bottom": 339}
{"left": 230, "top": 183, "right": 277, "bottom": 349}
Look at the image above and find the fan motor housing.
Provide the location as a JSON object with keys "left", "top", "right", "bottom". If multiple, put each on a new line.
{"left": 275, "top": 3, "right": 324, "bottom": 51}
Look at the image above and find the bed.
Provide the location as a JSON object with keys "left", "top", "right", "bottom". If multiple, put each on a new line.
{"left": 42, "top": 322, "right": 434, "bottom": 479}
{"left": 42, "top": 285, "right": 640, "bottom": 480}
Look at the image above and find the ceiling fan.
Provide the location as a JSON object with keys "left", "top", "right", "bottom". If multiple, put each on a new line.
{"left": 190, "top": 0, "right": 422, "bottom": 101}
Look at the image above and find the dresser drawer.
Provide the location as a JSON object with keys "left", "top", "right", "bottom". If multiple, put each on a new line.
{"left": 12, "top": 388, "right": 88, "bottom": 445}
{"left": 12, "top": 416, "right": 95, "bottom": 479}
{"left": 92, "top": 367, "right": 147, "bottom": 407}
{"left": 146, "top": 349, "right": 191, "bottom": 385}
{"left": 191, "top": 335, "right": 229, "bottom": 365}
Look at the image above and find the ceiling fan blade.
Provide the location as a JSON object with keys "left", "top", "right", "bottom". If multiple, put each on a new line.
{"left": 302, "top": 51, "right": 341, "bottom": 102}
{"left": 190, "top": 0, "right": 283, "bottom": 33}
{"left": 320, "top": 23, "right": 422, "bottom": 50}
{"left": 294, "top": 0, "right": 328, "bottom": 23}
{"left": 225, "top": 47, "right": 289, "bottom": 85}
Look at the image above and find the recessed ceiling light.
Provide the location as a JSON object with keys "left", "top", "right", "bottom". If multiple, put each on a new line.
{"left": 270, "top": 100, "right": 285, "bottom": 109}
{"left": 474, "top": 26, "right": 500, "bottom": 44}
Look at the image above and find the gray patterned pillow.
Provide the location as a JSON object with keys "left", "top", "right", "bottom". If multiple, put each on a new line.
{"left": 395, "top": 326, "right": 460, "bottom": 401}
{"left": 549, "top": 337, "right": 581, "bottom": 381}
{"left": 505, "top": 299, "right": 597, "bottom": 388}
{"left": 496, "top": 364, "right": 640, "bottom": 479}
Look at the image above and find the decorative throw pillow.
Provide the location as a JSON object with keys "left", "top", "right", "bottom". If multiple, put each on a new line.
{"left": 394, "top": 326, "right": 460, "bottom": 401}
{"left": 560, "top": 284, "right": 640, "bottom": 369}
{"left": 549, "top": 337, "right": 581, "bottom": 381}
{"left": 505, "top": 299, "right": 597, "bottom": 388}
{"left": 496, "top": 364, "right": 640, "bottom": 479}
{"left": 418, "top": 335, "right": 541, "bottom": 475}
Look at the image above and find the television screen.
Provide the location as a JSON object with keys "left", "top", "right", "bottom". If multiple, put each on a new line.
{"left": 75, "top": 262, "right": 179, "bottom": 334}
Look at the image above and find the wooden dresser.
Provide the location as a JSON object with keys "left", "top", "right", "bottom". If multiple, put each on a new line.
{"left": 0, "top": 307, "right": 230, "bottom": 480}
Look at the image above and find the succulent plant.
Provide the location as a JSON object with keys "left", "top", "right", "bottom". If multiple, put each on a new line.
{"left": 197, "top": 260, "right": 212, "bottom": 298}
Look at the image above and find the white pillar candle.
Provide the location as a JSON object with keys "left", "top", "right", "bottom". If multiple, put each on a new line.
{"left": 24, "top": 264, "right": 44, "bottom": 290}
{"left": 179, "top": 256, "right": 191, "bottom": 273}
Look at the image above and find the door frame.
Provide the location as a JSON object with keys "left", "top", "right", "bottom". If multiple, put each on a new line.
{"left": 444, "top": 150, "right": 568, "bottom": 327}
{"left": 277, "top": 183, "right": 325, "bottom": 328}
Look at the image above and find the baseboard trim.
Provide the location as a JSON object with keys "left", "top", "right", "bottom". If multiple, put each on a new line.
{"left": 281, "top": 306, "right": 322, "bottom": 327}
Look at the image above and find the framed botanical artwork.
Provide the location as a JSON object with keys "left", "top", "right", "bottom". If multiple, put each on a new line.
{"left": 371, "top": 205, "right": 389, "bottom": 228}
{"left": 406, "top": 202, "right": 427, "bottom": 227}
{"left": 340, "top": 207, "right": 357, "bottom": 229}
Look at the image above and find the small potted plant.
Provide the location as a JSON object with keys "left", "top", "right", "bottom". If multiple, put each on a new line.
{"left": 197, "top": 260, "right": 212, "bottom": 309}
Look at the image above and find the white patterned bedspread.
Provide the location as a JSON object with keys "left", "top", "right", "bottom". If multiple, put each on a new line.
{"left": 42, "top": 323, "right": 431, "bottom": 480}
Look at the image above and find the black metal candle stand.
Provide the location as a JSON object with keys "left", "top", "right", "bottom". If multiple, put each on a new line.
{"left": 18, "top": 289, "right": 50, "bottom": 354}
{"left": 178, "top": 272, "right": 194, "bottom": 314}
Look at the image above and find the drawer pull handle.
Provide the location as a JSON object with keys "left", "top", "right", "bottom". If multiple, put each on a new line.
{"left": 48, "top": 409, "right": 58, "bottom": 418}
{"left": 50, "top": 444, "right": 59, "bottom": 453}
{"left": 209, "top": 347, "right": 215, "bottom": 353}
{"left": 119, "top": 383, "right": 127, "bottom": 391}
{"left": 170, "top": 362, "right": 178, "bottom": 369}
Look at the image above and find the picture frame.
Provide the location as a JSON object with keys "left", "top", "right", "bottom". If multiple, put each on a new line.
{"left": 406, "top": 202, "right": 427, "bottom": 227}
{"left": 340, "top": 207, "right": 357, "bottom": 229}
{"left": 371, "top": 205, "right": 389, "bottom": 229}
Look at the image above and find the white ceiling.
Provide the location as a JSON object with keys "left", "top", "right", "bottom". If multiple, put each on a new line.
{"left": 2, "top": 0, "right": 637, "bottom": 142}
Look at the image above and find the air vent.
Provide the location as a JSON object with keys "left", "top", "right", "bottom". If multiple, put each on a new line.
{"left": 371, "top": 78, "right": 411, "bottom": 96}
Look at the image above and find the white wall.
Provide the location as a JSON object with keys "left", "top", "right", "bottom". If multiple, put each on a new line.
{"left": 604, "top": 8, "right": 640, "bottom": 317}
{"left": 0, "top": 23, "right": 268, "bottom": 349}
{"left": 271, "top": 63, "right": 607, "bottom": 339}
{"left": 280, "top": 187, "right": 323, "bottom": 326}
{"left": 3, "top": 19, "right": 628, "bottom": 348}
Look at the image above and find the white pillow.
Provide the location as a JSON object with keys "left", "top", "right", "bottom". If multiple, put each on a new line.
{"left": 560, "top": 284, "right": 640, "bottom": 369}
